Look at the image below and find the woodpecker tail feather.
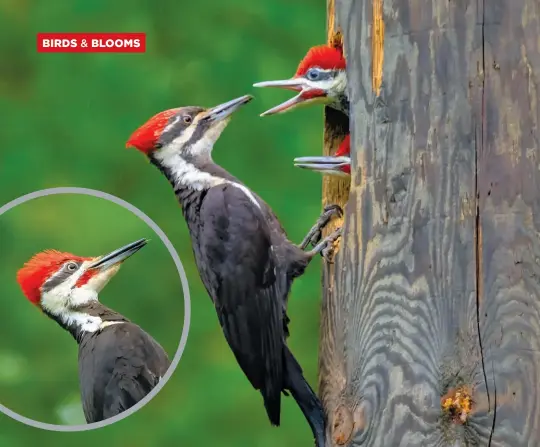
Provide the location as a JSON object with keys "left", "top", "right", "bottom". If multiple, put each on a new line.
{"left": 262, "top": 384, "right": 281, "bottom": 426}
{"left": 283, "top": 347, "right": 326, "bottom": 447}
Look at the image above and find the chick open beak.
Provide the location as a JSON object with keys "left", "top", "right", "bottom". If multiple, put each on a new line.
{"left": 293, "top": 155, "right": 351, "bottom": 175}
{"left": 253, "top": 78, "right": 326, "bottom": 116}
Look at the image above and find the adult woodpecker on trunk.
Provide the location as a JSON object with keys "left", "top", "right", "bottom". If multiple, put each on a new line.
{"left": 253, "top": 45, "right": 351, "bottom": 175}
{"left": 294, "top": 134, "right": 351, "bottom": 177}
{"left": 125, "top": 94, "right": 341, "bottom": 446}
{"left": 16, "top": 239, "right": 170, "bottom": 423}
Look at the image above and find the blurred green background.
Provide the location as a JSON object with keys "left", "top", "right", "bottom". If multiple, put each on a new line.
{"left": 0, "top": 1, "right": 327, "bottom": 446}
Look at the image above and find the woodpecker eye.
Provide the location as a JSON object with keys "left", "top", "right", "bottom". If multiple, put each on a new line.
{"left": 306, "top": 68, "right": 320, "bottom": 80}
{"left": 182, "top": 115, "right": 192, "bottom": 124}
{"left": 66, "top": 262, "right": 78, "bottom": 272}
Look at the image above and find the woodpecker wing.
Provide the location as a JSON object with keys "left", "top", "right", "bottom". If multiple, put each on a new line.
{"left": 197, "top": 183, "right": 286, "bottom": 424}
{"left": 78, "top": 322, "right": 171, "bottom": 423}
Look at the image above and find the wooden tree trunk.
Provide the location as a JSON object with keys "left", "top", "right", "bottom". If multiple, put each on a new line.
{"left": 318, "top": 0, "right": 351, "bottom": 442}
{"left": 319, "top": 0, "right": 540, "bottom": 446}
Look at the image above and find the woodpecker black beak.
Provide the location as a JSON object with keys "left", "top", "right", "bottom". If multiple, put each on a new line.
{"left": 202, "top": 95, "right": 253, "bottom": 122}
{"left": 88, "top": 238, "right": 148, "bottom": 271}
{"left": 293, "top": 155, "right": 351, "bottom": 175}
{"left": 253, "top": 78, "right": 326, "bottom": 116}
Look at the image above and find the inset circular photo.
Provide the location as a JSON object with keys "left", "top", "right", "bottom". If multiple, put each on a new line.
{"left": 0, "top": 188, "right": 189, "bottom": 430}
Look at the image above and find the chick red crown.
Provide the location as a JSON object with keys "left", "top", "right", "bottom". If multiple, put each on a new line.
{"left": 295, "top": 45, "right": 346, "bottom": 77}
{"left": 335, "top": 134, "right": 350, "bottom": 157}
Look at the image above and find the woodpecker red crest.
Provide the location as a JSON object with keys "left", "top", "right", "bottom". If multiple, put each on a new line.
{"left": 17, "top": 250, "right": 91, "bottom": 305}
{"left": 295, "top": 45, "right": 346, "bottom": 77}
{"left": 126, "top": 108, "right": 180, "bottom": 154}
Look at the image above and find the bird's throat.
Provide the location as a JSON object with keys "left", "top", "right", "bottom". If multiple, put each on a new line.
{"left": 150, "top": 152, "right": 225, "bottom": 192}
{"left": 44, "top": 302, "right": 128, "bottom": 343}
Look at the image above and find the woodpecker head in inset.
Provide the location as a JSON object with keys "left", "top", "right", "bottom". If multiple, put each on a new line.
{"left": 17, "top": 239, "right": 147, "bottom": 327}
{"left": 253, "top": 45, "right": 347, "bottom": 116}
{"left": 125, "top": 95, "right": 253, "bottom": 189}
{"left": 293, "top": 134, "right": 351, "bottom": 177}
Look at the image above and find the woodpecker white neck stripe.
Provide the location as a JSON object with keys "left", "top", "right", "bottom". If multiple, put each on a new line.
{"left": 100, "top": 321, "right": 124, "bottom": 330}
{"left": 54, "top": 312, "right": 125, "bottom": 333}
{"left": 157, "top": 151, "right": 261, "bottom": 210}
{"left": 159, "top": 152, "right": 224, "bottom": 191}
{"left": 229, "top": 183, "right": 261, "bottom": 210}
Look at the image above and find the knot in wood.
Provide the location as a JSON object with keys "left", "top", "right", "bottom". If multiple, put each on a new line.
{"left": 441, "top": 385, "right": 473, "bottom": 424}
{"left": 332, "top": 405, "right": 354, "bottom": 445}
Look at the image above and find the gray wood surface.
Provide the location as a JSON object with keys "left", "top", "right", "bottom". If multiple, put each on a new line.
{"left": 320, "top": 0, "right": 540, "bottom": 445}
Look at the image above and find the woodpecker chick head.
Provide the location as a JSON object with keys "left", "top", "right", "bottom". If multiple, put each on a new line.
{"left": 253, "top": 45, "right": 346, "bottom": 116}
{"left": 293, "top": 134, "right": 351, "bottom": 177}
{"left": 125, "top": 95, "right": 253, "bottom": 159}
{"left": 17, "top": 239, "right": 147, "bottom": 319}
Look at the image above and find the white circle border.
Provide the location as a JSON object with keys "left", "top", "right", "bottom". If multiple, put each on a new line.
{"left": 0, "top": 187, "right": 191, "bottom": 432}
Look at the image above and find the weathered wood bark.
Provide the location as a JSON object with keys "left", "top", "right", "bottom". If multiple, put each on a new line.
{"left": 320, "top": 0, "right": 540, "bottom": 446}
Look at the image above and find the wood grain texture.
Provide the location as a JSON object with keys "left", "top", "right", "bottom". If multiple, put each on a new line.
{"left": 318, "top": 0, "right": 351, "bottom": 444}
{"left": 317, "top": 0, "right": 540, "bottom": 444}
{"left": 477, "top": 1, "right": 540, "bottom": 445}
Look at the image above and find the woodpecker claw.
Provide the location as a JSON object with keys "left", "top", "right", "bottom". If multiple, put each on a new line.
{"left": 309, "top": 227, "right": 342, "bottom": 263}
{"left": 299, "top": 204, "right": 343, "bottom": 250}
{"left": 321, "top": 245, "right": 336, "bottom": 264}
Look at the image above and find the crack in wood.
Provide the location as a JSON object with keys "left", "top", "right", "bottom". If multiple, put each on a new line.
{"left": 474, "top": 0, "right": 497, "bottom": 445}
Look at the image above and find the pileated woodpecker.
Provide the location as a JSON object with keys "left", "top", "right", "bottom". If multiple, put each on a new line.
{"left": 125, "top": 94, "right": 341, "bottom": 446}
{"left": 16, "top": 239, "right": 170, "bottom": 423}
{"left": 294, "top": 134, "right": 351, "bottom": 177}
{"left": 253, "top": 45, "right": 348, "bottom": 117}
{"left": 253, "top": 45, "right": 351, "bottom": 175}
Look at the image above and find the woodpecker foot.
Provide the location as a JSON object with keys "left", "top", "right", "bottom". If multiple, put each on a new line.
{"left": 299, "top": 204, "right": 343, "bottom": 250}
{"left": 309, "top": 227, "right": 343, "bottom": 263}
